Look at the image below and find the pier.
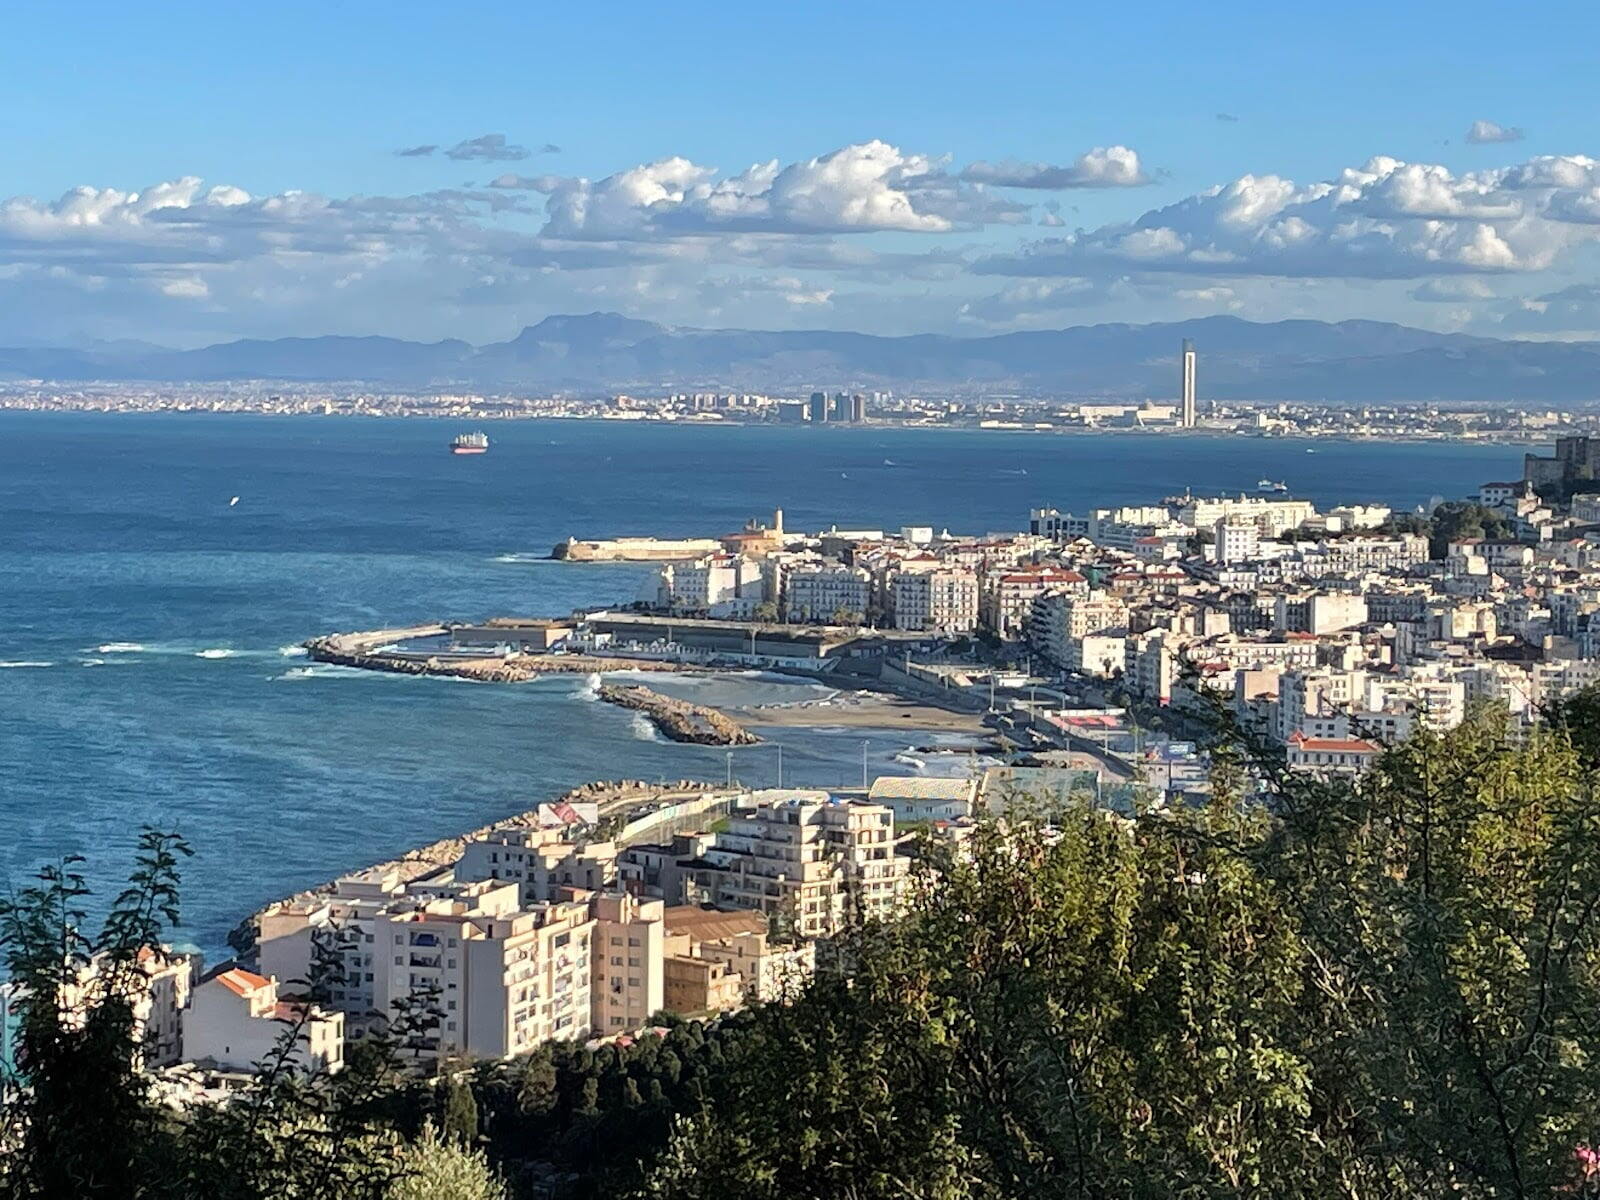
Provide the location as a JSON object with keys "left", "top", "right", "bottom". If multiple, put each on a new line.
{"left": 302, "top": 627, "right": 700, "bottom": 682}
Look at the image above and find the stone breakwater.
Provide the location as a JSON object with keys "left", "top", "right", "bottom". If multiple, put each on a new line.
{"left": 302, "top": 628, "right": 698, "bottom": 682}
{"left": 597, "top": 682, "right": 761, "bottom": 746}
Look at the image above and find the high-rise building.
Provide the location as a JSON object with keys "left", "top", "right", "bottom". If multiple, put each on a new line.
{"left": 1180, "top": 339, "right": 1197, "bottom": 428}
{"left": 808, "top": 392, "right": 829, "bottom": 423}
{"left": 849, "top": 393, "right": 867, "bottom": 422}
{"left": 830, "top": 391, "right": 851, "bottom": 422}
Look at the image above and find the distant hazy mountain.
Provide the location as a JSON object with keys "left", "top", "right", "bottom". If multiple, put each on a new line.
{"left": 3, "top": 313, "right": 1598, "bottom": 405}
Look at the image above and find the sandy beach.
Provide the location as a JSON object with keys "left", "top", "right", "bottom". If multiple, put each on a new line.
{"left": 724, "top": 688, "right": 990, "bottom": 734}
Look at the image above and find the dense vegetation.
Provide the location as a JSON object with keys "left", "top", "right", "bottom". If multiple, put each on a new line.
{"left": 6, "top": 694, "right": 1600, "bottom": 1198}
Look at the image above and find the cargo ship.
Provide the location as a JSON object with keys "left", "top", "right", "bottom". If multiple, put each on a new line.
{"left": 451, "top": 431, "right": 490, "bottom": 455}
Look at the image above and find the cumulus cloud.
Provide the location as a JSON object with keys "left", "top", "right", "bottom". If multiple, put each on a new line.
{"left": 1467, "top": 120, "right": 1525, "bottom": 145}
{"left": 395, "top": 144, "right": 437, "bottom": 157}
{"left": 10, "top": 142, "right": 1600, "bottom": 344}
{"left": 977, "top": 153, "right": 1600, "bottom": 282}
{"left": 528, "top": 140, "right": 1019, "bottom": 238}
{"left": 960, "top": 146, "right": 1151, "bottom": 189}
{"left": 445, "top": 134, "right": 530, "bottom": 162}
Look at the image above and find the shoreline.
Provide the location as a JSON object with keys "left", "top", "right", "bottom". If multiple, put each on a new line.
{"left": 231, "top": 777, "right": 731, "bottom": 954}
{"left": 0, "top": 408, "right": 1563, "bottom": 450}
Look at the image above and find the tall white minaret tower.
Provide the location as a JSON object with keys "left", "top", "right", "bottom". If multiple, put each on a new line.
{"left": 1180, "top": 338, "right": 1197, "bottom": 429}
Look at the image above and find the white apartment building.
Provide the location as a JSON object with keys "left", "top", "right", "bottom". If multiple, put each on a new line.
{"left": 183, "top": 966, "right": 344, "bottom": 1076}
{"left": 1274, "top": 592, "right": 1369, "bottom": 635}
{"left": 648, "top": 554, "right": 765, "bottom": 613}
{"left": 784, "top": 563, "right": 872, "bottom": 623}
{"left": 1176, "top": 495, "right": 1318, "bottom": 537}
{"left": 677, "top": 792, "right": 909, "bottom": 940}
{"left": 1296, "top": 535, "right": 1430, "bottom": 575}
{"left": 1214, "top": 516, "right": 1260, "bottom": 565}
{"left": 889, "top": 568, "right": 979, "bottom": 633}
{"left": 983, "top": 566, "right": 1087, "bottom": 641}
{"left": 1126, "top": 630, "right": 1179, "bottom": 705}
{"left": 1286, "top": 733, "right": 1382, "bottom": 774}
{"left": 455, "top": 828, "right": 618, "bottom": 906}
{"left": 1029, "top": 589, "right": 1128, "bottom": 670}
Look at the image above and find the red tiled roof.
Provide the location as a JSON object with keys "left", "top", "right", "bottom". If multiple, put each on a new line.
{"left": 1288, "top": 734, "right": 1380, "bottom": 753}
{"left": 214, "top": 967, "right": 271, "bottom": 997}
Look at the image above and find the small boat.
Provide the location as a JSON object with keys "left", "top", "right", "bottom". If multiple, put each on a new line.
{"left": 1256, "top": 478, "right": 1288, "bottom": 492}
{"left": 451, "top": 431, "right": 490, "bottom": 455}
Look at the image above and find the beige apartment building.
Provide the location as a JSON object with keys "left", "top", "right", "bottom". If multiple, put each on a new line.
{"left": 675, "top": 792, "right": 909, "bottom": 940}
{"left": 58, "top": 945, "right": 194, "bottom": 1071}
{"left": 664, "top": 905, "right": 816, "bottom": 1004}
{"left": 590, "top": 892, "right": 666, "bottom": 1034}
{"left": 372, "top": 892, "right": 595, "bottom": 1060}
{"left": 454, "top": 827, "right": 619, "bottom": 906}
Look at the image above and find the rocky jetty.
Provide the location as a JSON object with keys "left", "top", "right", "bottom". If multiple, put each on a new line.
{"left": 303, "top": 630, "right": 697, "bottom": 682}
{"left": 598, "top": 683, "right": 761, "bottom": 746}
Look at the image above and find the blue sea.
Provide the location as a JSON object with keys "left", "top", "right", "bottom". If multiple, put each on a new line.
{"left": 0, "top": 413, "right": 1526, "bottom": 956}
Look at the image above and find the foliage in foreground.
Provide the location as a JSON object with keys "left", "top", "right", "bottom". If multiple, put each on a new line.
{"left": 5, "top": 699, "right": 1600, "bottom": 1198}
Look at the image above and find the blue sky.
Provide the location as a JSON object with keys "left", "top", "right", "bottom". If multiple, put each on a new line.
{"left": 4, "top": 0, "right": 1600, "bottom": 346}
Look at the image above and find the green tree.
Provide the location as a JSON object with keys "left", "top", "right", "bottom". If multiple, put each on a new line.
{"left": 1426, "top": 500, "right": 1515, "bottom": 558}
{"left": 440, "top": 1070, "right": 480, "bottom": 1145}
{"left": 390, "top": 1123, "right": 506, "bottom": 1200}
{"left": 0, "top": 830, "right": 190, "bottom": 1200}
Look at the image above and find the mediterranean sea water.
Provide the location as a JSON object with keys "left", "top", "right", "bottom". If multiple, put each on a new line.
{"left": 0, "top": 412, "right": 1526, "bottom": 956}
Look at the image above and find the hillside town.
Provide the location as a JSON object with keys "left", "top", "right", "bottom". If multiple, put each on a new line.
{"left": 12, "top": 435, "right": 1600, "bottom": 1113}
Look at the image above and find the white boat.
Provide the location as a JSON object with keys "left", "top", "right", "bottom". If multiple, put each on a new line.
{"left": 1256, "top": 478, "right": 1289, "bottom": 492}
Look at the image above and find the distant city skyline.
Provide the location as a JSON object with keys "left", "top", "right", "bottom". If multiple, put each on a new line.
{"left": 4, "top": 1, "right": 1600, "bottom": 348}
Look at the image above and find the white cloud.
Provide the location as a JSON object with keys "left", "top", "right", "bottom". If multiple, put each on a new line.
{"left": 445, "top": 134, "right": 530, "bottom": 162}
{"left": 960, "top": 146, "right": 1151, "bottom": 189}
{"left": 5, "top": 142, "right": 1600, "bottom": 344}
{"left": 978, "top": 154, "right": 1600, "bottom": 282}
{"left": 529, "top": 141, "right": 1007, "bottom": 238}
{"left": 1467, "top": 120, "right": 1524, "bottom": 145}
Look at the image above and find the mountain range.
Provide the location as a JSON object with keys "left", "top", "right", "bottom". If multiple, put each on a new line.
{"left": 4, "top": 313, "right": 1598, "bottom": 405}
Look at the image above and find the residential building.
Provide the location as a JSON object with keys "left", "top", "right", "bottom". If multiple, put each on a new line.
{"left": 183, "top": 966, "right": 343, "bottom": 1076}
{"left": 671, "top": 792, "right": 909, "bottom": 940}
{"left": 889, "top": 567, "right": 979, "bottom": 633}
{"left": 784, "top": 563, "right": 871, "bottom": 623}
